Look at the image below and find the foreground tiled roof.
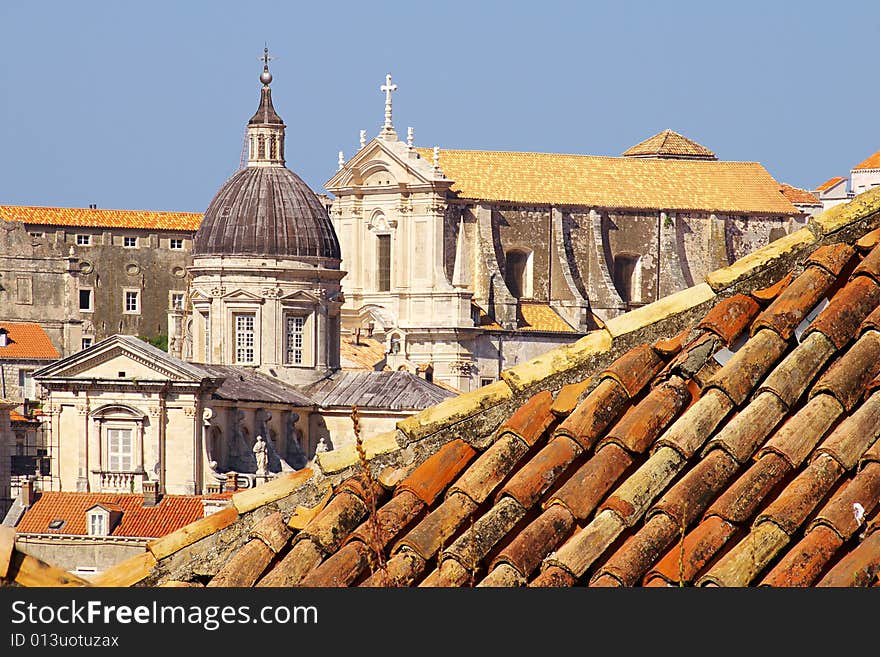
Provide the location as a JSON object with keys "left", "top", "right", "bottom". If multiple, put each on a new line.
{"left": 15, "top": 492, "right": 205, "bottom": 539}
{"left": 780, "top": 183, "right": 821, "bottom": 206}
{"left": 815, "top": 176, "right": 847, "bottom": 193}
{"left": 12, "top": 186, "right": 880, "bottom": 589}
{"left": 0, "top": 322, "right": 60, "bottom": 360}
{"left": 413, "top": 148, "right": 797, "bottom": 214}
{"left": 0, "top": 205, "right": 202, "bottom": 231}
{"left": 853, "top": 150, "right": 880, "bottom": 171}
{"left": 621, "top": 129, "right": 717, "bottom": 160}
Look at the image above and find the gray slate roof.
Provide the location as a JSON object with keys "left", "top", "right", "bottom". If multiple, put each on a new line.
{"left": 200, "top": 364, "right": 315, "bottom": 406}
{"left": 301, "top": 370, "right": 455, "bottom": 411}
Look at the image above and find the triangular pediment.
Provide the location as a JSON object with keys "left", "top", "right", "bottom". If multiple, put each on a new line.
{"left": 189, "top": 289, "right": 212, "bottom": 303}
{"left": 280, "top": 289, "right": 321, "bottom": 303}
{"left": 33, "top": 334, "right": 210, "bottom": 383}
{"left": 220, "top": 288, "right": 264, "bottom": 302}
{"left": 325, "top": 137, "right": 445, "bottom": 191}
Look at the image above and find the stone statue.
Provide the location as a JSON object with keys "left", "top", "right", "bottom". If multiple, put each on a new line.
{"left": 253, "top": 434, "right": 268, "bottom": 476}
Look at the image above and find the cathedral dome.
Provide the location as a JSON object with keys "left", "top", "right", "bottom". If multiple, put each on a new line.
{"left": 193, "top": 166, "right": 340, "bottom": 259}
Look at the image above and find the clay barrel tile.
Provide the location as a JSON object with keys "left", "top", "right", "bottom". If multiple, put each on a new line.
{"left": 861, "top": 435, "right": 880, "bottom": 467}
{"left": 812, "top": 334, "right": 880, "bottom": 412}
{"left": 852, "top": 241, "right": 880, "bottom": 283}
{"left": 760, "top": 525, "right": 844, "bottom": 587}
{"left": 392, "top": 492, "right": 478, "bottom": 561}
{"left": 704, "top": 329, "right": 789, "bottom": 406}
{"left": 442, "top": 496, "right": 526, "bottom": 572}
{"left": 860, "top": 305, "right": 880, "bottom": 335}
{"left": 299, "top": 541, "right": 371, "bottom": 587}
{"left": 751, "top": 267, "right": 837, "bottom": 340}
{"left": 706, "top": 452, "right": 792, "bottom": 524}
{"left": 696, "top": 522, "right": 789, "bottom": 587}
{"left": 758, "top": 394, "right": 844, "bottom": 468}
{"left": 359, "top": 550, "right": 425, "bottom": 587}
{"left": 255, "top": 539, "right": 323, "bottom": 587}
{"left": 543, "top": 509, "right": 627, "bottom": 579}
{"left": 529, "top": 564, "right": 577, "bottom": 587}
{"left": 814, "top": 392, "right": 880, "bottom": 470}
{"left": 755, "top": 454, "right": 846, "bottom": 535}
{"left": 599, "top": 344, "right": 665, "bottom": 398}
{"left": 600, "top": 378, "right": 691, "bottom": 455}
{"left": 701, "top": 392, "right": 788, "bottom": 464}
{"left": 652, "top": 327, "right": 692, "bottom": 357}
{"left": 810, "top": 462, "right": 880, "bottom": 539}
{"left": 658, "top": 333, "right": 718, "bottom": 381}
{"left": 477, "top": 563, "right": 526, "bottom": 587}
{"left": 554, "top": 378, "right": 630, "bottom": 450}
{"left": 446, "top": 433, "right": 530, "bottom": 504}
{"left": 336, "top": 474, "right": 388, "bottom": 507}
{"left": 546, "top": 443, "right": 634, "bottom": 521}
{"left": 207, "top": 539, "right": 275, "bottom": 587}
{"left": 490, "top": 504, "right": 575, "bottom": 578}
{"left": 806, "top": 242, "right": 858, "bottom": 277}
{"left": 248, "top": 511, "right": 292, "bottom": 554}
{"left": 296, "top": 490, "right": 369, "bottom": 554}
{"left": 856, "top": 227, "right": 880, "bottom": 253}
{"left": 750, "top": 272, "right": 793, "bottom": 305}
{"left": 650, "top": 450, "right": 740, "bottom": 526}
{"left": 599, "top": 446, "right": 685, "bottom": 527}
{"left": 396, "top": 439, "right": 478, "bottom": 506}
{"left": 345, "top": 490, "right": 425, "bottom": 551}
{"left": 803, "top": 276, "right": 880, "bottom": 349}
{"left": 653, "top": 388, "right": 735, "bottom": 460}
{"left": 817, "top": 531, "right": 880, "bottom": 587}
{"left": 498, "top": 435, "right": 582, "bottom": 508}
{"left": 496, "top": 389, "right": 556, "bottom": 447}
{"left": 758, "top": 332, "right": 836, "bottom": 408}
{"left": 589, "top": 573, "right": 623, "bottom": 587}
{"left": 592, "top": 513, "right": 679, "bottom": 587}
{"left": 697, "top": 294, "right": 761, "bottom": 347}
{"left": 644, "top": 515, "right": 739, "bottom": 586}
{"left": 551, "top": 377, "right": 592, "bottom": 417}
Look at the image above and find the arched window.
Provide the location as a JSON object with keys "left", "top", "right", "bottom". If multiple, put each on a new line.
{"left": 377, "top": 234, "right": 391, "bottom": 292}
{"left": 389, "top": 333, "right": 402, "bottom": 354}
{"left": 613, "top": 253, "right": 642, "bottom": 305}
{"left": 504, "top": 249, "right": 533, "bottom": 299}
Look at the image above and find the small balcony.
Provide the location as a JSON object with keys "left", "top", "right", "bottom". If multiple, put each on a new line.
{"left": 95, "top": 470, "right": 145, "bottom": 493}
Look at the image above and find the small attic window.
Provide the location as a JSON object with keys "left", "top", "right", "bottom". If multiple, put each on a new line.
{"left": 118, "top": 371, "right": 126, "bottom": 378}
{"left": 48, "top": 519, "right": 65, "bottom": 530}
{"left": 87, "top": 510, "right": 108, "bottom": 536}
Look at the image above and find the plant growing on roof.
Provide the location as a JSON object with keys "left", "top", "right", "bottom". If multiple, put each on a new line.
{"left": 352, "top": 404, "right": 387, "bottom": 584}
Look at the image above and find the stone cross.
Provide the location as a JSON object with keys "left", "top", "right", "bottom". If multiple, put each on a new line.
{"left": 407, "top": 127, "right": 414, "bottom": 149}
{"left": 381, "top": 73, "right": 398, "bottom": 132}
{"left": 433, "top": 145, "right": 440, "bottom": 170}
{"left": 338, "top": 150, "right": 344, "bottom": 170}
{"left": 360, "top": 129, "right": 366, "bottom": 149}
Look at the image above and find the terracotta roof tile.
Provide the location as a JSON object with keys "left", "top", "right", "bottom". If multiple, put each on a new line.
{"left": 805, "top": 243, "right": 858, "bottom": 278}
{"left": 529, "top": 564, "right": 578, "bottom": 587}
{"left": 294, "top": 489, "right": 371, "bottom": 554}
{"left": 599, "top": 344, "right": 665, "bottom": 398}
{"left": 650, "top": 450, "right": 741, "bottom": 527}
{"left": 816, "top": 529, "right": 880, "bottom": 587}
{"left": 441, "top": 496, "right": 526, "bottom": 574}
{"left": 813, "top": 392, "right": 880, "bottom": 470}
{"left": 814, "top": 176, "right": 846, "bottom": 192}
{"left": 622, "top": 129, "right": 717, "bottom": 159}
{"left": 599, "top": 447, "right": 685, "bottom": 527}
{"left": 860, "top": 305, "right": 880, "bottom": 335}
{"left": 803, "top": 277, "right": 880, "bottom": 349}
{"left": 704, "top": 330, "right": 789, "bottom": 406}
{"left": 592, "top": 513, "right": 679, "bottom": 587}
{"left": 697, "top": 521, "right": 789, "bottom": 587}
{"left": 810, "top": 334, "right": 880, "bottom": 411}
{"left": 758, "top": 393, "right": 844, "bottom": 468}
{"left": 780, "top": 183, "right": 822, "bottom": 206}
{"left": 760, "top": 524, "right": 844, "bottom": 587}
{"left": 208, "top": 538, "right": 275, "bottom": 587}
{"left": 0, "top": 204, "right": 201, "bottom": 231}
{"left": 546, "top": 443, "right": 634, "bottom": 521}
{"left": 702, "top": 392, "right": 787, "bottom": 464}
{"left": 489, "top": 504, "right": 574, "bottom": 579}
{"left": 413, "top": 148, "right": 796, "bottom": 214}
{"left": 697, "top": 294, "right": 761, "bottom": 346}
{"left": 517, "top": 301, "right": 577, "bottom": 332}
{"left": 553, "top": 378, "right": 630, "bottom": 450}
{"left": 396, "top": 439, "right": 477, "bottom": 506}
{"left": 707, "top": 452, "right": 792, "bottom": 524}
{"left": 653, "top": 388, "right": 735, "bottom": 459}
{"left": 299, "top": 541, "right": 371, "bottom": 587}
{"left": 852, "top": 149, "right": 880, "bottom": 171}
{"left": 346, "top": 490, "right": 425, "bottom": 552}
{"left": 339, "top": 334, "right": 387, "bottom": 370}
{"left": 393, "top": 492, "right": 478, "bottom": 561}
{"left": 255, "top": 540, "right": 323, "bottom": 587}
{"left": 360, "top": 550, "right": 425, "bottom": 587}
{"left": 498, "top": 435, "right": 582, "bottom": 508}
{"left": 751, "top": 268, "right": 837, "bottom": 340}
{"left": 856, "top": 227, "right": 880, "bottom": 252}
{"left": 495, "top": 390, "right": 556, "bottom": 447}
{"left": 810, "top": 462, "right": 880, "bottom": 539}
{"left": 750, "top": 272, "right": 793, "bottom": 304}
{"left": 544, "top": 509, "right": 627, "bottom": 580}
{"left": 550, "top": 377, "right": 592, "bottom": 417}
{"left": 644, "top": 515, "right": 739, "bottom": 586}
{"left": 446, "top": 433, "right": 531, "bottom": 505}
{"left": 0, "top": 322, "right": 60, "bottom": 360}
{"left": 477, "top": 562, "right": 526, "bottom": 587}
{"left": 652, "top": 327, "right": 691, "bottom": 356}
{"left": 852, "top": 242, "right": 880, "bottom": 283}
{"left": 758, "top": 332, "right": 836, "bottom": 408}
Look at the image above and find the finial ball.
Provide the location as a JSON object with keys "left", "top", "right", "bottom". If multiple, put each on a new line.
{"left": 260, "top": 69, "right": 273, "bottom": 85}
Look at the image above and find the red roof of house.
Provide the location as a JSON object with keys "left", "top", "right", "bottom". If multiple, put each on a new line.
{"left": 0, "top": 322, "right": 60, "bottom": 360}
{"left": 853, "top": 150, "right": 880, "bottom": 171}
{"left": 780, "top": 183, "right": 821, "bottom": 206}
{"left": 815, "top": 176, "right": 847, "bottom": 192}
{"left": 16, "top": 492, "right": 206, "bottom": 538}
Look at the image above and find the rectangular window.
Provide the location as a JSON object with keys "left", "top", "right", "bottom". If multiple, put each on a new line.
{"left": 170, "top": 238, "right": 184, "bottom": 250}
{"left": 171, "top": 292, "right": 184, "bottom": 309}
{"left": 88, "top": 513, "right": 106, "bottom": 536}
{"left": 81, "top": 337, "right": 93, "bottom": 350}
{"left": 124, "top": 290, "right": 140, "bottom": 314}
{"left": 480, "top": 377, "right": 495, "bottom": 387}
{"left": 202, "top": 311, "right": 210, "bottom": 361}
{"left": 107, "top": 428, "right": 133, "bottom": 471}
{"left": 29, "top": 231, "right": 43, "bottom": 239}
{"left": 235, "top": 313, "right": 255, "bottom": 364}
{"left": 123, "top": 236, "right": 138, "bottom": 248}
{"left": 286, "top": 315, "right": 305, "bottom": 365}
{"left": 79, "top": 288, "right": 93, "bottom": 312}
{"left": 15, "top": 277, "right": 33, "bottom": 305}
{"left": 18, "top": 370, "right": 34, "bottom": 399}
{"left": 377, "top": 234, "right": 391, "bottom": 292}
{"left": 76, "top": 234, "right": 91, "bottom": 246}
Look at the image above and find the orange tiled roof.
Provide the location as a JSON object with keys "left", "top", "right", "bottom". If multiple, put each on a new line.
{"left": 0, "top": 205, "right": 202, "bottom": 231}
{"left": 622, "top": 129, "right": 716, "bottom": 159}
{"left": 414, "top": 148, "right": 797, "bottom": 214}
{"left": 10, "top": 410, "right": 39, "bottom": 423}
{"left": 0, "top": 322, "right": 60, "bottom": 360}
{"left": 852, "top": 150, "right": 880, "bottom": 171}
{"left": 16, "top": 491, "right": 206, "bottom": 538}
{"left": 780, "top": 183, "right": 821, "bottom": 206}
{"left": 517, "top": 301, "right": 576, "bottom": 332}
{"left": 339, "top": 334, "right": 387, "bottom": 370}
{"left": 815, "top": 176, "right": 847, "bottom": 192}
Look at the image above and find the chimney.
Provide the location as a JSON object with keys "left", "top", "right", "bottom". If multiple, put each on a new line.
{"left": 225, "top": 472, "right": 238, "bottom": 492}
{"left": 142, "top": 481, "right": 161, "bottom": 507}
{"left": 19, "top": 475, "right": 37, "bottom": 507}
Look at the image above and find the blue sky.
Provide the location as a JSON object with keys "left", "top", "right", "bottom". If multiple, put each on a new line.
{"left": 2, "top": 1, "right": 879, "bottom": 213}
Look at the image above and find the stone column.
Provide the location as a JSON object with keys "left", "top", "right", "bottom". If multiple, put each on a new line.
{"left": 88, "top": 414, "right": 101, "bottom": 491}
{"left": 77, "top": 402, "right": 90, "bottom": 492}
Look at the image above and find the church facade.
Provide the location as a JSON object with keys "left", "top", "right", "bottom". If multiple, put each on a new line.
{"left": 326, "top": 82, "right": 806, "bottom": 391}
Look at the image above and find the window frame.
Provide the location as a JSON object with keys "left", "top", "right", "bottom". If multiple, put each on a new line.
{"left": 81, "top": 337, "right": 93, "bottom": 351}
{"left": 234, "top": 312, "right": 256, "bottom": 364}
{"left": 106, "top": 426, "right": 133, "bottom": 472}
{"left": 18, "top": 369, "right": 35, "bottom": 399}
{"left": 123, "top": 289, "right": 140, "bottom": 315}
{"left": 79, "top": 288, "right": 94, "bottom": 312}
{"left": 123, "top": 235, "right": 138, "bottom": 248}
{"left": 87, "top": 511, "right": 107, "bottom": 537}
{"left": 376, "top": 233, "right": 392, "bottom": 292}
{"left": 169, "top": 238, "right": 184, "bottom": 250}
{"left": 76, "top": 234, "right": 92, "bottom": 246}
{"left": 170, "top": 292, "right": 185, "bottom": 310}
{"left": 285, "top": 314, "right": 306, "bottom": 365}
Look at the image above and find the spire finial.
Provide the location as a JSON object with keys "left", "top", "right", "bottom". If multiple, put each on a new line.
{"left": 433, "top": 145, "right": 440, "bottom": 171}
{"left": 259, "top": 45, "right": 274, "bottom": 86}
{"left": 407, "top": 127, "right": 414, "bottom": 149}
{"left": 380, "top": 73, "right": 398, "bottom": 137}
{"left": 360, "top": 129, "right": 366, "bottom": 150}
{"left": 338, "top": 150, "right": 345, "bottom": 171}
